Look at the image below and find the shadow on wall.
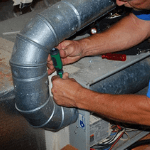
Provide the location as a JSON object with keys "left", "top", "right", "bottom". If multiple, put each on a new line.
{"left": 0, "top": 97, "right": 46, "bottom": 150}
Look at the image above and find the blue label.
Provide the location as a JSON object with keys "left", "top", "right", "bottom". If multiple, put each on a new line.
{"left": 78, "top": 114, "right": 86, "bottom": 130}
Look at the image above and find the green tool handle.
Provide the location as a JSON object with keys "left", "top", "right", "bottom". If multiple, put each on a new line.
{"left": 50, "top": 48, "right": 63, "bottom": 78}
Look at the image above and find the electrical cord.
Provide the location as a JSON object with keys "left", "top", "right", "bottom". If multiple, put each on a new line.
{"left": 91, "top": 129, "right": 125, "bottom": 150}
{"left": 109, "top": 131, "right": 124, "bottom": 150}
{"left": 91, "top": 124, "right": 140, "bottom": 150}
{"left": 91, "top": 124, "right": 143, "bottom": 150}
{"left": 125, "top": 139, "right": 150, "bottom": 150}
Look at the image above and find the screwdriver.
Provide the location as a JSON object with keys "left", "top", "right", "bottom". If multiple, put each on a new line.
{"left": 50, "top": 48, "right": 63, "bottom": 78}
{"left": 102, "top": 53, "right": 126, "bottom": 61}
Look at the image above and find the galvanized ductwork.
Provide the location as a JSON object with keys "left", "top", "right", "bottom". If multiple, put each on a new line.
{"left": 10, "top": 0, "right": 115, "bottom": 131}
{"left": 90, "top": 57, "right": 150, "bottom": 94}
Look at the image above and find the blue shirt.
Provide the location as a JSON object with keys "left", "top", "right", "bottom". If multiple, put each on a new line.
{"left": 133, "top": 10, "right": 150, "bottom": 21}
{"left": 133, "top": 10, "right": 150, "bottom": 97}
{"left": 147, "top": 81, "right": 150, "bottom": 98}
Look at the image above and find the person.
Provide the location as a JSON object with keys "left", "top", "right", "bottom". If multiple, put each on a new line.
{"left": 47, "top": 0, "right": 150, "bottom": 126}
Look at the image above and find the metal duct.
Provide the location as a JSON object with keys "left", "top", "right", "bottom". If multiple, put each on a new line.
{"left": 10, "top": 0, "right": 115, "bottom": 131}
{"left": 90, "top": 57, "right": 150, "bottom": 94}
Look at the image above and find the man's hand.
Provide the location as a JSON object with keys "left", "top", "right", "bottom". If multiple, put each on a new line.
{"left": 47, "top": 40, "right": 84, "bottom": 75}
{"left": 51, "top": 72, "right": 83, "bottom": 107}
{"left": 57, "top": 40, "right": 84, "bottom": 65}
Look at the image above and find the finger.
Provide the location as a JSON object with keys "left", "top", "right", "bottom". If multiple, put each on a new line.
{"left": 60, "top": 46, "right": 75, "bottom": 59}
{"left": 59, "top": 49, "right": 67, "bottom": 58}
{"left": 47, "top": 54, "right": 51, "bottom": 62}
{"left": 47, "top": 60, "right": 53, "bottom": 65}
{"left": 51, "top": 75, "right": 60, "bottom": 82}
{"left": 47, "top": 63, "right": 55, "bottom": 71}
{"left": 63, "top": 72, "right": 69, "bottom": 79}
{"left": 59, "top": 41, "right": 71, "bottom": 49}
{"left": 49, "top": 60, "right": 53, "bottom": 65}
{"left": 56, "top": 44, "right": 61, "bottom": 50}
{"left": 56, "top": 42, "right": 66, "bottom": 50}
{"left": 70, "top": 78, "right": 76, "bottom": 82}
{"left": 63, "top": 45, "right": 73, "bottom": 57}
{"left": 47, "top": 68, "right": 55, "bottom": 75}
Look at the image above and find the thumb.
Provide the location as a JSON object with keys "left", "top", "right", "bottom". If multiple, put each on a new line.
{"left": 60, "top": 44, "right": 75, "bottom": 58}
{"left": 51, "top": 75, "right": 60, "bottom": 82}
{"left": 62, "top": 72, "right": 69, "bottom": 79}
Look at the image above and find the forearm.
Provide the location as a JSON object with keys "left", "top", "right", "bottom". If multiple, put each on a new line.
{"left": 76, "top": 87, "right": 150, "bottom": 125}
{"left": 79, "top": 13, "right": 150, "bottom": 57}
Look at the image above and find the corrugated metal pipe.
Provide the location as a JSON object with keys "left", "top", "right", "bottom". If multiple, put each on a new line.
{"left": 10, "top": 0, "right": 115, "bottom": 131}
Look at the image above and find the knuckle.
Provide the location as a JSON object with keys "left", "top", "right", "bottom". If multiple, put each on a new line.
{"left": 53, "top": 79, "right": 58, "bottom": 85}
{"left": 51, "top": 88, "right": 55, "bottom": 94}
{"left": 70, "top": 78, "right": 76, "bottom": 82}
{"left": 56, "top": 101, "right": 61, "bottom": 105}
{"left": 54, "top": 98, "right": 61, "bottom": 105}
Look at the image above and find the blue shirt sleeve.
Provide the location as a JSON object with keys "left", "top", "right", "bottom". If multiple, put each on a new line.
{"left": 133, "top": 10, "right": 150, "bottom": 21}
{"left": 147, "top": 81, "right": 150, "bottom": 98}
{"left": 132, "top": 10, "right": 150, "bottom": 97}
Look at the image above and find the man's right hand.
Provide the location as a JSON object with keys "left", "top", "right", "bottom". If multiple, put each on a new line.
{"left": 47, "top": 40, "right": 84, "bottom": 75}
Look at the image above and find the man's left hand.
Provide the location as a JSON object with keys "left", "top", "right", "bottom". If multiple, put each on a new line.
{"left": 51, "top": 72, "right": 83, "bottom": 107}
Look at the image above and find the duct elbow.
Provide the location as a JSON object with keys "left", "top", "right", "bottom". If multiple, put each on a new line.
{"left": 10, "top": 0, "right": 115, "bottom": 131}
{"left": 10, "top": 10, "right": 78, "bottom": 131}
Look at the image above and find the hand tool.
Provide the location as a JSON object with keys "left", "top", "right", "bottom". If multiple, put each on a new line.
{"left": 102, "top": 53, "right": 126, "bottom": 61}
{"left": 50, "top": 48, "right": 63, "bottom": 78}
